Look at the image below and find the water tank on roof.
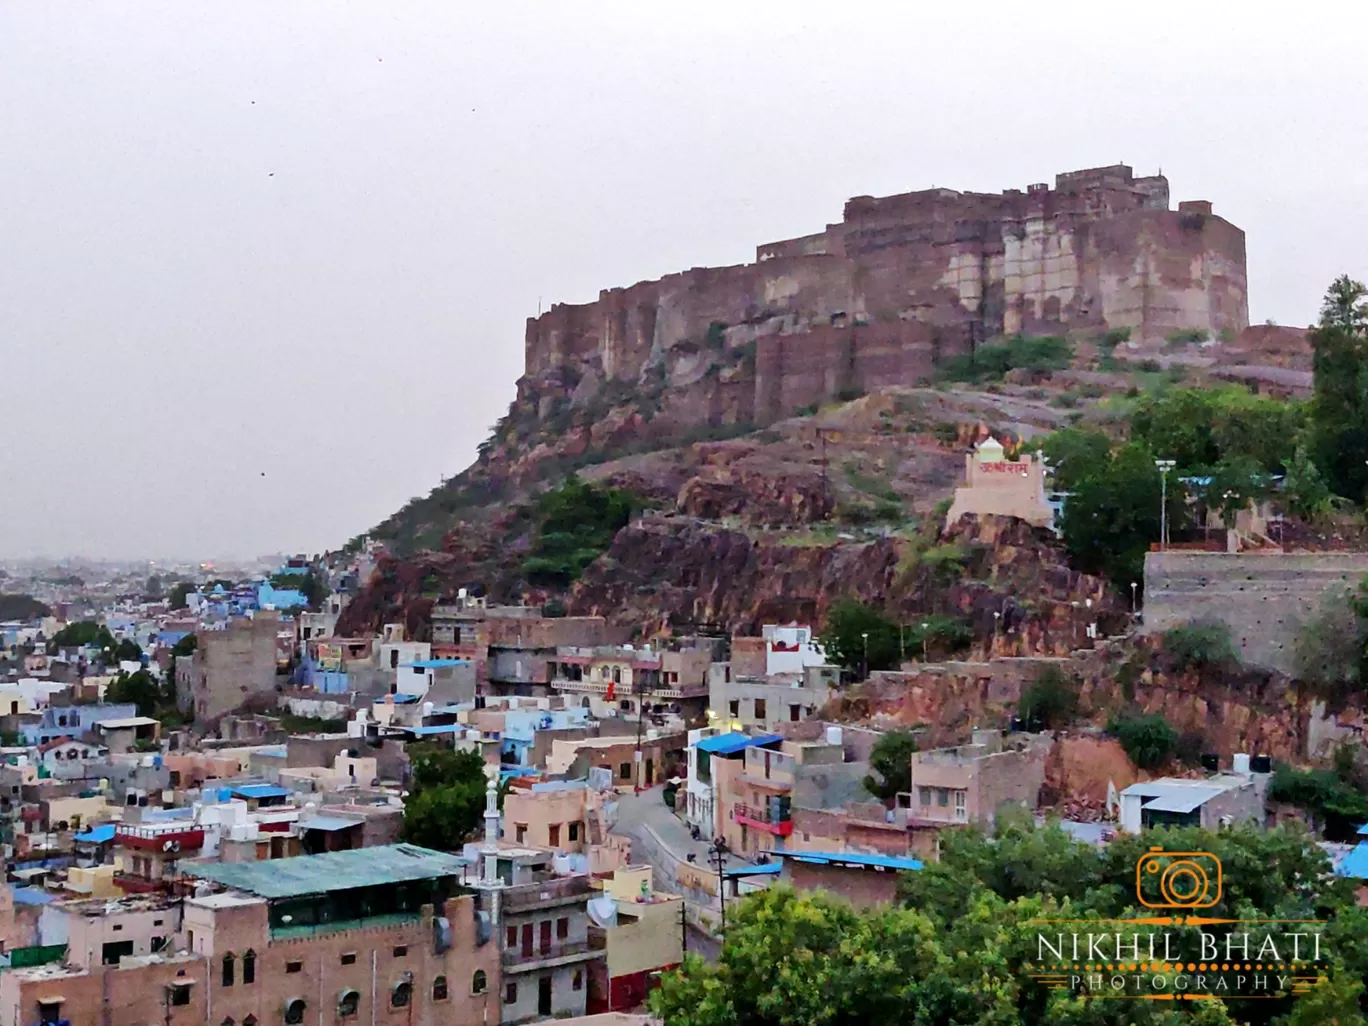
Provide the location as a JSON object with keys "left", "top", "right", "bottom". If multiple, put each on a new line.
{"left": 422, "top": 702, "right": 434, "bottom": 718}
{"left": 825, "top": 726, "right": 843, "bottom": 747}
{"left": 1233, "top": 753, "right": 1251, "bottom": 776}
{"left": 1251, "top": 755, "right": 1272, "bottom": 774}
{"left": 1200, "top": 753, "right": 1220, "bottom": 772}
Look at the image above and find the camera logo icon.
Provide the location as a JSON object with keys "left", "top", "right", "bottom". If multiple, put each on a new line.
{"left": 1136, "top": 847, "right": 1222, "bottom": 909}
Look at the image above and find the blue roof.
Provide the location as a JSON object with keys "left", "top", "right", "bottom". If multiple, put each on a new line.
{"left": 10, "top": 888, "right": 55, "bottom": 906}
{"left": 1357, "top": 824, "right": 1368, "bottom": 837}
{"left": 408, "top": 724, "right": 466, "bottom": 736}
{"left": 74, "top": 824, "right": 115, "bottom": 843}
{"left": 773, "top": 850, "right": 924, "bottom": 872}
{"left": 695, "top": 732, "right": 782, "bottom": 756}
{"left": 403, "top": 659, "right": 470, "bottom": 669}
{"left": 393, "top": 693, "right": 421, "bottom": 704}
{"left": 231, "top": 784, "right": 290, "bottom": 800}
{"left": 1337, "top": 843, "right": 1368, "bottom": 880}
{"left": 724, "top": 862, "right": 783, "bottom": 877}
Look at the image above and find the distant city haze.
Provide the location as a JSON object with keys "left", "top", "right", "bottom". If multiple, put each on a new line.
{"left": 1, "top": 2, "right": 1360, "bottom": 559}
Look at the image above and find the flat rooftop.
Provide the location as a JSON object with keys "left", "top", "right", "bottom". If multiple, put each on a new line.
{"left": 182, "top": 843, "right": 470, "bottom": 899}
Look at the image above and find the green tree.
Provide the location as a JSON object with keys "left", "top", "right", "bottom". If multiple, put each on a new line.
{"left": 1037, "top": 428, "right": 1113, "bottom": 491}
{"left": 863, "top": 730, "right": 917, "bottom": 801}
{"left": 1059, "top": 443, "right": 1182, "bottom": 587}
{"left": 1283, "top": 443, "right": 1334, "bottom": 522}
{"left": 1131, "top": 386, "right": 1304, "bottom": 476}
{"left": 0, "top": 594, "right": 50, "bottom": 621}
{"left": 114, "top": 638, "right": 143, "bottom": 663}
{"left": 48, "top": 620, "right": 116, "bottom": 654}
{"left": 817, "top": 601, "right": 901, "bottom": 675}
{"left": 521, "top": 476, "right": 635, "bottom": 587}
{"left": 1199, "top": 455, "right": 1269, "bottom": 528}
{"left": 107, "top": 669, "right": 163, "bottom": 718}
{"left": 171, "top": 633, "right": 198, "bottom": 659}
{"left": 1017, "top": 665, "right": 1080, "bottom": 729}
{"left": 167, "top": 581, "right": 195, "bottom": 609}
{"left": 1163, "top": 621, "right": 1237, "bottom": 673}
{"left": 400, "top": 744, "right": 489, "bottom": 851}
{"left": 1108, "top": 711, "right": 1179, "bottom": 770}
{"left": 1310, "top": 275, "right": 1368, "bottom": 500}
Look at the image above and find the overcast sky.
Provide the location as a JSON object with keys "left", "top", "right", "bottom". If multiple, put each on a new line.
{"left": 2, "top": 2, "right": 1363, "bottom": 560}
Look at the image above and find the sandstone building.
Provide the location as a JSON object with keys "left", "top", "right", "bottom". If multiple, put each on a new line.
{"left": 520, "top": 164, "right": 1247, "bottom": 425}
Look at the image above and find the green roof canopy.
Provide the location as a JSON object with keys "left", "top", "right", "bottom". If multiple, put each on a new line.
{"left": 184, "top": 843, "right": 470, "bottom": 899}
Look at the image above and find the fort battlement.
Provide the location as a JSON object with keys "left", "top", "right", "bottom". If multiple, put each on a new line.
{"left": 520, "top": 165, "right": 1247, "bottom": 425}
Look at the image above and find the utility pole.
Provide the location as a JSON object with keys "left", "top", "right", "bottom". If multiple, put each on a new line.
{"left": 633, "top": 664, "right": 648, "bottom": 792}
{"left": 679, "top": 899, "right": 688, "bottom": 955}
{"left": 708, "top": 837, "right": 730, "bottom": 934}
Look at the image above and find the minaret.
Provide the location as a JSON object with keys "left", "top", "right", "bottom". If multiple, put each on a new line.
{"left": 482, "top": 775, "right": 500, "bottom": 885}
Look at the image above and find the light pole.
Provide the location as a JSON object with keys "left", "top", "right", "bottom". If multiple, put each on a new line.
{"left": 919, "top": 622, "right": 929, "bottom": 662}
{"left": 1130, "top": 582, "right": 1137, "bottom": 615}
{"left": 1155, "top": 459, "right": 1176, "bottom": 549}
{"left": 861, "top": 632, "right": 869, "bottom": 680}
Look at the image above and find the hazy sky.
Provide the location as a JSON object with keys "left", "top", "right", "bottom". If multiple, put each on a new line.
{"left": 3, "top": 2, "right": 1364, "bottom": 560}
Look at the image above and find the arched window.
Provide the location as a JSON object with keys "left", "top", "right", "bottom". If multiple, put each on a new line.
{"left": 242, "top": 949, "right": 256, "bottom": 985}
{"left": 432, "top": 976, "right": 448, "bottom": 1001}
{"left": 284, "top": 999, "right": 306, "bottom": 1026}
{"left": 221, "top": 1019, "right": 235, "bottom": 1026}
{"left": 391, "top": 981, "right": 412, "bottom": 1009}
{"left": 243, "top": 1017, "right": 257, "bottom": 1026}
{"left": 337, "top": 990, "right": 360, "bottom": 1018}
{"left": 222, "top": 952, "right": 235, "bottom": 987}
{"left": 471, "top": 970, "right": 488, "bottom": 995}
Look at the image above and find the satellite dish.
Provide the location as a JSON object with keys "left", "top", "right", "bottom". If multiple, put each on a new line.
{"left": 586, "top": 895, "right": 618, "bottom": 928}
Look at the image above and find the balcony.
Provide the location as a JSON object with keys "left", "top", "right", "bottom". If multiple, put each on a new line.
{"left": 549, "top": 677, "right": 610, "bottom": 695}
{"left": 501, "top": 939, "right": 601, "bottom": 974}
{"left": 733, "top": 802, "right": 793, "bottom": 837}
{"left": 502, "top": 874, "right": 594, "bottom": 913}
{"left": 116, "top": 825, "right": 205, "bottom": 853}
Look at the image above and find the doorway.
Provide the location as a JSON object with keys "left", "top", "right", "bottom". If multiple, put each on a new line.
{"left": 538, "top": 975, "right": 553, "bottom": 1016}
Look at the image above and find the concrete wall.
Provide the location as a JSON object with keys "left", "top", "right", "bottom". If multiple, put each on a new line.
{"left": 192, "top": 613, "right": 281, "bottom": 722}
{"left": 1143, "top": 552, "right": 1368, "bottom": 673}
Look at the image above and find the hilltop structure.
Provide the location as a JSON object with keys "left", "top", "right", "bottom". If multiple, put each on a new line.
{"left": 519, "top": 164, "right": 1247, "bottom": 425}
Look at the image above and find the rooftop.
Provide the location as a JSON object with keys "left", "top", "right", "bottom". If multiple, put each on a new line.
{"left": 95, "top": 716, "right": 161, "bottom": 730}
{"left": 695, "top": 732, "right": 782, "bottom": 756}
{"left": 183, "top": 843, "right": 470, "bottom": 898}
{"left": 772, "top": 850, "right": 924, "bottom": 872}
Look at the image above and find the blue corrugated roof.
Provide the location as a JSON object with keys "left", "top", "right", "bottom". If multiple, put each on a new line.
{"left": 74, "top": 824, "right": 115, "bottom": 843}
{"left": 724, "top": 862, "right": 784, "bottom": 877}
{"left": 1357, "top": 823, "right": 1368, "bottom": 837}
{"left": 11, "top": 887, "right": 55, "bottom": 906}
{"left": 408, "top": 724, "right": 466, "bottom": 736}
{"left": 694, "top": 732, "right": 782, "bottom": 755}
{"left": 403, "top": 659, "right": 470, "bottom": 668}
{"left": 774, "top": 850, "right": 924, "bottom": 872}
{"left": 1338, "top": 843, "right": 1368, "bottom": 880}
{"left": 231, "top": 784, "right": 290, "bottom": 799}
{"left": 393, "top": 693, "right": 421, "bottom": 704}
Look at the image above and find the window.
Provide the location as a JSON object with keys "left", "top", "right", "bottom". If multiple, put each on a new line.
{"left": 619, "top": 762, "right": 632, "bottom": 780}
{"left": 392, "top": 945, "right": 407, "bottom": 957}
{"left": 389, "top": 649, "right": 399, "bottom": 669}
{"left": 548, "top": 824, "right": 560, "bottom": 847}
{"left": 222, "top": 953, "right": 235, "bottom": 987}
{"left": 170, "top": 985, "right": 191, "bottom": 1007}
{"left": 789, "top": 704, "right": 801, "bottom": 722}
{"left": 337, "top": 990, "right": 360, "bottom": 1018}
{"left": 572, "top": 969, "right": 583, "bottom": 991}
{"left": 954, "top": 789, "right": 967, "bottom": 823}
{"left": 243, "top": 950, "right": 255, "bottom": 984}
{"left": 612, "top": 666, "right": 621, "bottom": 684}
{"left": 154, "top": 919, "right": 164, "bottom": 926}
{"left": 432, "top": 976, "right": 449, "bottom": 1001}
{"left": 391, "top": 982, "right": 411, "bottom": 1009}
{"left": 112, "top": 924, "right": 123, "bottom": 932}
{"left": 515, "top": 824, "right": 527, "bottom": 844}
{"left": 286, "top": 960, "right": 303, "bottom": 974}
{"left": 243, "top": 1018, "right": 257, "bottom": 1026}
{"left": 936, "top": 788, "right": 949, "bottom": 808}
{"left": 568, "top": 822, "right": 580, "bottom": 842}
{"left": 506, "top": 926, "right": 517, "bottom": 949}
{"left": 472, "top": 970, "right": 488, "bottom": 995}
{"left": 341, "top": 952, "right": 357, "bottom": 966}
{"left": 556, "top": 917, "right": 569, "bottom": 939}
{"left": 284, "top": 999, "right": 306, "bottom": 1025}
{"left": 505, "top": 981, "right": 518, "bottom": 1005}
{"left": 150, "top": 936, "right": 168, "bottom": 953}
{"left": 222, "top": 1019, "right": 235, "bottom": 1026}
{"left": 728, "top": 700, "right": 739, "bottom": 718}
{"left": 753, "top": 699, "right": 767, "bottom": 721}
{"left": 37, "top": 1002, "right": 62, "bottom": 1025}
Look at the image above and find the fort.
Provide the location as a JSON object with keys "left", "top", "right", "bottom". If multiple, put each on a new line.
{"left": 519, "top": 164, "right": 1247, "bottom": 425}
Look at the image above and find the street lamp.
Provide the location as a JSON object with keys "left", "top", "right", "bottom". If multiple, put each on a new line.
{"left": 1155, "top": 459, "right": 1176, "bottom": 550}
{"left": 919, "top": 621, "right": 929, "bottom": 662}
{"left": 861, "top": 632, "right": 869, "bottom": 680}
{"left": 1130, "top": 582, "right": 1138, "bottom": 615}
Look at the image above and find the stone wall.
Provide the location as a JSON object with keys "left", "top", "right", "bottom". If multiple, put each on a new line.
{"left": 521, "top": 164, "right": 1248, "bottom": 425}
{"left": 1142, "top": 552, "right": 1368, "bottom": 673}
